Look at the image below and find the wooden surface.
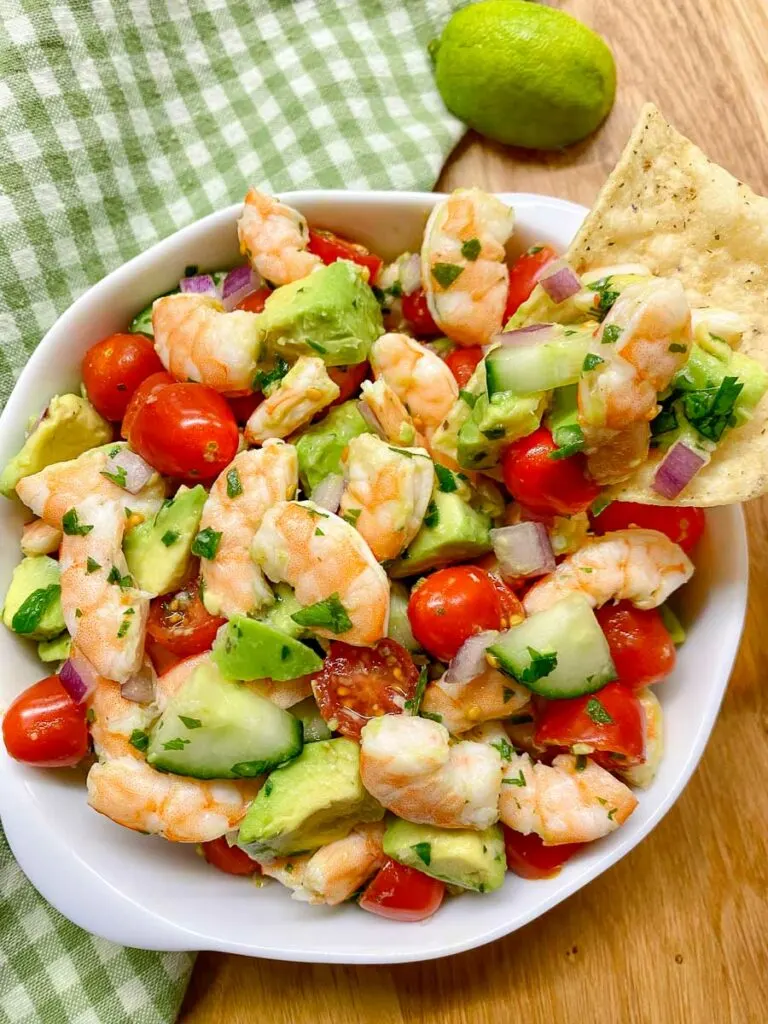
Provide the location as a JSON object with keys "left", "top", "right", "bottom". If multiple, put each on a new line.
{"left": 180, "top": 2, "right": 768, "bottom": 1021}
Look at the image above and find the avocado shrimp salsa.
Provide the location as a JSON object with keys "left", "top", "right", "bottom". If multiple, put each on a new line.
{"left": 3, "top": 118, "right": 767, "bottom": 922}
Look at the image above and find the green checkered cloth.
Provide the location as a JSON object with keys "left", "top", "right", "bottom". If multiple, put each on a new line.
{"left": 0, "top": 1, "right": 464, "bottom": 1021}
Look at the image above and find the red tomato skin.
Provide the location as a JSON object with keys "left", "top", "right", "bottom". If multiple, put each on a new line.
{"left": 359, "top": 859, "right": 445, "bottom": 922}
{"left": 502, "top": 426, "right": 600, "bottom": 517}
{"left": 2, "top": 676, "right": 89, "bottom": 767}
{"left": 235, "top": 287, "right": 272, "bottom": 314}
{"left": 201, "top": 837, "right": 260, "bottom": 876}
{"left": 534, "top": 681, "right": 645, "bottom": 765}
{"left": 120, "top": 370, "right": 175, "bottom": 439}
{"left": 147, "top": 582, "right": 227, "bottom": 658}
{"left": 307, "top": 228, "right": 383, "bottom": 281}
{"left": 82, "top": 333, "right": 165, "bottom": 421}
{"left": 444, "top": 346, "right": 484, "bottom": 388}
{"left": 503, "top": 827, "right": 585, "bottom": 878}
{"left": 503, "top": 244, "right": 558, "bottom": 322}
{"left": 595, "top": 602, "right": 676, "bottom": 689}
{"left": 228, "top": 391, "right": 264, "bottom": 425}
{"left": 328, "top": 361, "right": 370, "bottom": 406}
{"left": 591, "top": 501, "right": 705, "bottom": 555}
{"left": 127, "top": 382, "right": 239, "bottom": 481}
{"left": 401, "top": 287, "right": 440, "bottom": 337}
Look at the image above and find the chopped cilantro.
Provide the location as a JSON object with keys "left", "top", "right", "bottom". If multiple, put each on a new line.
{"left": 459, "top": 389, "right": 478, "bottom": 408}
{"left": 590, "top": 494, "right": 611, "bottom": 517}
{"left": 601, "top": 323, "right": 622, "bottom": 344}
{"left": 388, "top": 446, "right": 429, "bottom": 459}
{"left": 575, "top": 754, "right": 587, "bottom": 771}
{"left": 101, "top": 466, "right": 128, "bottom": 488}
{"left": 86, "top": 708, "right": 95, "bottom": 724}
{"left": 549, "top": 423, "right": 585, "bottom": 460}
{"left": 315, "top": 527, "right": 325, "bottom": 536}
{"left": 179, "top": 715, "right": 202, "bottom": 729}
{"left": 432, "top": 262, "right": 464, "bottom": 289}
{"left": 502, "top": 686, "right": 516, "bottom": 703}
{"left": 518, "top": 646, "right": 557, "bottom": 684}
{"left": 86, "top": 557, "right": 101, "bottom": 574}
{"left": 192, "top": 527, "right": 222, "bottom": 560}
{"left": 116, "top": 618, "right": 131, "bottom": 639}
{"left": 482, "top": 425, "right": 506, "bottom": 440}
{"left": 420, "top": 710, "right": 443, "bottom": 723}
{"left": 583, "top": 353, "right": 605, "bottom": 372}
{"left": 62, "top": 509, "right": 93, "bottom": 536}
{"left": 434, "top": 463, "right": 458, "bottom": 493}
{"left": 669, "top": 342, "right": 688, "bottom": 353}
{"left": 106, "top": 566, "right": 134, "bottom": 588}
{"left": 589, "top": 278, "right": 620, "bottom": 322}
{"left": 162, "top": 737, "right": 190, "bottom": 751}
{"left": 254, "top": 357, "right": 289, "bottom": 393}
{"left": 461, "top": 238, "right": 481, "bottom": 261}
{"left": 607, "top": 807, "right": 618, "bottom": 820}
{"left": 226, "top": 467, "right": 243, "bottom": 498}
{"left": 291, "top": 593, "right": 352, "bottom": 634}
{"left": 411, "top": 842, "right": 431, "bottom": 866}
{"left": 306, "top": 339, "right": 327, "bottom": 354}
{"left": 491, "top": 737, "right": 514, "bottom": 762}
{"left": 11, "top": 585, "right": 61, "bottom": 635}
{"left": 502, "top": 769, "right": 527, "bottom": 787}
{"left": 423, "top": 500, "right": 439, "bottom": 528}
{"left": 264, "top": 779, "right": 274, "bottom": 797}
{"left": 161, "top": 530, "right": 179, "bottom": 547}
{"left": 129, "top": 729, "right": 149, "bottom": 752}
{"left": 682, "top": 375, "right": 743, "bottom": 442}
{"left": 405, "top": 667, "right": 428, "bottom": 714}
{"left": 585, "top": 696, "right": 614, "bottom": 725}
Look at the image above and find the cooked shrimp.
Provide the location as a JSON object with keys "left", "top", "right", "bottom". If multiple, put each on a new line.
{"left": 21, "top": 519, "right": 62, "bottom": 556}
{"left": 248, "top": 675, "right": 313, "bottom": 709}
{"left": 251, "top": 500, "right": 389, "bottom": 647}
{"left": 618, "top": 688, "right": 664, "bottom": 790}
{"left": 359, "top": 379, "right": 426, "bottom": 448}
{"left": 244, "top": 357, "right": 339, "bottom": 444}
{"left": 86, "top": 671, "right": 159, "bottom": 760}
{"left": 422, "top": 188, "right": 515, "bottom": 346}
{"left": 339, "top": 434, "right": 433, "bottom": 562}
{"left": 15, "top": 444, "right": 165, "bottom": 530}
{"left": 523, "top": 529, "right": 693, "bottom": 615}
{"left": 422, "top": 664, "right": 530, "bottom": 736}
{"left": 237, "top": 188, "right": 321, "bottom": 286}
{"left": 152, "top": 293, "right": 261, "bottom": 394}
{"left": 199, "top": 440, "right": 298, "bottom": 619}
{"left": 59, "top": 496, "right": 150, "bottom": 683}
{"left": 359, "top": 714, "right": 502, "bottom": 830}
{"left": 369, "top": 333, "right": 458, "bottom": 443}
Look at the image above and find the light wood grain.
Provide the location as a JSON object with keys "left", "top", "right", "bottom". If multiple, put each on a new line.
{"left": 180, "top": 1, "right": 768, "bottom": 1020}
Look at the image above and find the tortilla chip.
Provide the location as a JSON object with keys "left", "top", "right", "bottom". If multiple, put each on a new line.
{"left": 566, "top": 104, "right": 768, "bottom": 505}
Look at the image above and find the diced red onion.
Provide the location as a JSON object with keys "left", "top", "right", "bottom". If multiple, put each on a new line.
{"left": 105, "top": 447, "right": 155, "bottom": 494}
{"left": 312, "top": 474, "right": 344, "bottom": 514}
{"left": 221, "top": 265, "right": 264, "bottom": 311}
{"left": 121, "top": 660, "right": 157, "bottom": 704}
{"left": 180, "top": 274, "right": 218, "bottom": 297}
{"left": 536, "top": 259, "right": 581, "bottom": 303}
{"left": 652, "top": 442, "right": 708, "bottom": 499}
{"left": 357, "top": 400, "right": 387, "bottom": 439}
{"left": 444, "top": 631, "right": 500, "bottom": 686}
{"left": 60, "top": 654, "right": 98, "bottom": 704}
{"left": 400, "top": 254, "right": 421, "bottom": 296}
{"left": 485, "top": 323, "right": 556, "bottom": 355}
{"left": 491, "top": 522, "right": 556, "bottom": 580}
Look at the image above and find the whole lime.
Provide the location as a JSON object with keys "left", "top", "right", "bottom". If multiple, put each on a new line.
{"left": 432, "top": 1, "right": 616, "bottom": 150}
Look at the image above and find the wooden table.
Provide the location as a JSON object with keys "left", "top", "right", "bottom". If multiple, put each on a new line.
{"left": 180, "top": 2, "right": 768, "bottom": 1020}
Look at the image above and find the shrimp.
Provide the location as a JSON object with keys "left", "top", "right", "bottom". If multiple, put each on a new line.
{"left": 251, "top": 500, "right": 389, "bottom": 647}
{"left": 369, "top": 333, "right": 458, "bottom": 443}
{"left": 244, "top": 357, "right": 339, "bottom": 444}
{"left": 59, "top": 495, "right": 150, "bottom": 682}
{"left": 359, "top": 714, "right": 502, "bottom": 830}
{"left": 152, "top": 293, "right": 261, "bottom": 394}
{"left": 339, "top": 434, "right": 433, "bottom": 562}
{"left": 15, "top": 443, "right": 165, "bottom": 530}
{"left": 359, "top": 379, "right": 426, "bottom": 448}
{"left": 618, "top": 688, "right": 664, "bottom": 790}
{"left": 523, "top": 529, "right": 693, "bottom": 615}
{"left": 422, "top": 188, "right": 515, "bottom": 346}
{"left": 21, "top": 519, "right": 62, "bottom": 556}
{"left": 421, "top": 664, "right": 531, "bottom": 736}
{"left": 499, "top": 751, "right": 637, "bottom": 845}
{"left": 237, "top": 188, "right": 321, "bottom": 286}
{"left": 86, "top": 671, "right": 159, "bottom": 760}
{"left": 199, "top": 440, "right": 298, "bottom": 619}
{"left": 159, "top": 651, "right": 311, "bottom": 711}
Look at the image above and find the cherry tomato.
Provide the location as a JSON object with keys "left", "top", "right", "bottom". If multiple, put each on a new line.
{"left": 484, "top": 569, "right": 526, "bottom": 626}
{"left": 502, "top": 426, "right": 600, "bottom": 517}
{"left": 591, "top": 501, "right": 706, "bottom": 554}
{"left": 503, "top": 827, "right": 585, "bottom": 878}
{"left": 359, "top": 859, "right": 445, "bottom": 922}
{"left": 127, "top": 382, "right": 238, "bottom": 481}
{"left": 121, "top": 370, "right": 175, "bottom": 439}
{"left": 235, "top": 286, "right": 272, "bottom": 314}
{"left": 503, "top": 244, "right": 558, "bottom": 322}
{"left": 328, "top": 361, "right": 370, "bottom": 405}
{"left": 534, "top": 681, "right": 645, "bottom": 765}
{"left": 444, "top": 346, "right": 484, "bottom": 387}
{"left": 228, "top": 391, "right": 264, "bottom": 425}
{"left": 145, "top": 638, "right": 183, "bottom": 676}
{"left": 595, "top": 602, "right": 676, "bottom": 689}
{"left": 312, "top": 639, "right": 419, "bottom": 740}
{"left": 307, "top": 228, "right": 384, "bottom": 281}
{"left": 401, "top": 287, "right": 440, "bottom": 337}
{"left": 147, "top": 581, "right": 226, "bottom": 658}
{"left": 2, "top": 675, "right": 89, "bottom": 767}
{"left": 407, "top": 566, "right": 515, "bottom": 663}
{"left": 82, "top": 332, "right": 165, "bottom": 421}
{"left": 201, "top": 836, "right": 260, "bottom": 876}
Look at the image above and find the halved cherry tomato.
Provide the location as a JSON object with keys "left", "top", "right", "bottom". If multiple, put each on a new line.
{"left": 127, "top": 382, "right": 239, "bottom": 481}
{"left": 2, "top": 675, "right": 89, "bottom": 767}
{"left": 591, "top": 501, "right": 705, "bottom": 554}
{"left": 359, "top": 859, "right": 445, "bottom": 922}
{"left": 503, "top": 827, "right": 585, "bottom": 879}
{"left": 328, "top": 361, "right": 370, "bottom": 405}
{"left": 534, "top": 681, "right": 645, "bottom": 765}
{"left": 307, "top": 228, "right": 383, "bottom": 281}
{"left": 311, "top": 639, "right": 419, "bottom": 740}
{"left": 595, "top": 602, "right": 676, "bottom": 689}
{"left": 145, "top": 638, "right": 183, "bottom": 676}
{"left": 503, "top": 244, "right": 558, "bottom": 322}
{"left": 228, "top": 391, "right": 264, "bottom": 425}
{"left": 407, "top": 565, "right": 517, "bottom": 663}
{"left": 444, "top": 346, "right": 484, "bottom": 388}
{"left": 401, "top": 287, "right": 440, "bottom": 337}
{"left": 235, "top": 286, "right": 272, "bottom": 314}
{"left": 121, "top": 371, "right": 175, "bottom": 439}
{"left": 82, "top": 332, "right": 165, "bottom": 421}
{"left": 147, "top": 581, "right": 226, "bottom": 658}
{"left": 201, "top": 836, "right": 260, "bottom": 876}
{"left": 502, "top": 426, "right": 600, "bottom": 517}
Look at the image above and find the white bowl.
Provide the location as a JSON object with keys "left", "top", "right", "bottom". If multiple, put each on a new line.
{"left": 0, "top": 192, "right": 748, "bottom": 963}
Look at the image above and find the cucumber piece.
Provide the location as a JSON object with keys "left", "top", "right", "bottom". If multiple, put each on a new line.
{"left": 387, "top": 582, "right": 421, "bottom": 652}
{"left": 147, "top": 660, "right": 303, "bottom": 779}
{"left": 485, "top": 333, "right": 592, "bottom": 397}
{"left": 291, "top": 696, "right": 333, "bottom": 742}
{"left": 658, "top": 603, "right": 685, "bottom": 646}
{"left": 488, "top": 594, "right": 616, "bottom": 698}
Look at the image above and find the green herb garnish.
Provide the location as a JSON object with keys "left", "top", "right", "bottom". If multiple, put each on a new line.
{"left": 291, "top": 593, "right": 352, "bottom": 634}
{"left": 192, "top": 527, "right": 222, "bottom": 560}
{"left": 518, "top": 646, "right": 557, "bottom": 684}
{"left": 161, "top": 530, "right": 179, "bottom": 547}
{"left": 129, "top": 729, "right": 149, "bottom": 752}
{"left": 585, "top": 696, "right": 614, "bottom": 725}
{"left": 179, "top": 716, "right": 202, "bottom": 729}
{"left": 226, "top": 467, "right": 243, "bottom": 498}
{"left": 583, "top": 353, "right": 605, "bottom": 372}
{"left": 62, "top": 509, "right": 93, "bottom": 536}
{"left": 11, "top": 585, "right": 60, "bottom": 635}
{"left": 432, "top": 262, "right": 464, "bottom": 289}
{"left": 549, "top": 423, "right": 585, "bottom": 460}
{"left": 411, "top": 842, "right": 431, "bottom": 866}
{"left": 434, "top": 463, "right": 458, "bottom": 493}
{"left": 461, "top": 238, "right": 481, "bottom": 261}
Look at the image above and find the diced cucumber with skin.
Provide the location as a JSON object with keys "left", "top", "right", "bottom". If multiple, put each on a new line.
{"left": 659, "top": 603, "right": 685, "bottom": 646}
{"left": 485, "top": 333, "right": 593, "bottom": 398}
{"left": 291, "top": 696, "right": 333, "bottom": 743}
{"left": 488, "top": 594, "right": 616, "bottom": 698}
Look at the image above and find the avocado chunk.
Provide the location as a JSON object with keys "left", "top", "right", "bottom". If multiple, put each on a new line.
{"left": 295, "top": 400, "right": 371, "bottom": 494}
{"left": 457, "top": 391, "right": 544, "bottom": 470}
{"left": 291, "top": 696, "right": 333, "bottom": 743}
{"left": 2, "top": 556, "right": 65, "bottom": 640}
{"left": 212, "top": 616, "right": 324, "bottom": 682}
{"left": 0, "top": 394, "right": 112, "bottom": 498}
{"left": 238, "top": 737, "right": 384, "bottom": 857}
{"left": 38, "top": 633, "right": 72, "bottom": 663}
{"left": 383, "top": 818, "right": 506, "bottom": 893}
{"left": 147, "top": 659, "right": 302, "bottom": 779}
{"left": 389, "top": 491, "right": 491, "bottom": 578}
{"left": 123, "top": 485, "right": 206, "bottom": 596}
{"left": 260, "top": 583, "right": 307, "bottom": 640}
{"left": 257, "top": 261, "right": 383, "bottom": 367}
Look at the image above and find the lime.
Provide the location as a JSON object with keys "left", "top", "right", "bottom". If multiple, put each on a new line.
{"left": 431, "top": 1, "right": 616, "bottom": 150}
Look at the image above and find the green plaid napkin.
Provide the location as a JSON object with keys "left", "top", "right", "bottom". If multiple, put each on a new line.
{"left": 0, "top": 0, "right": 463, "bottom": 1021}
